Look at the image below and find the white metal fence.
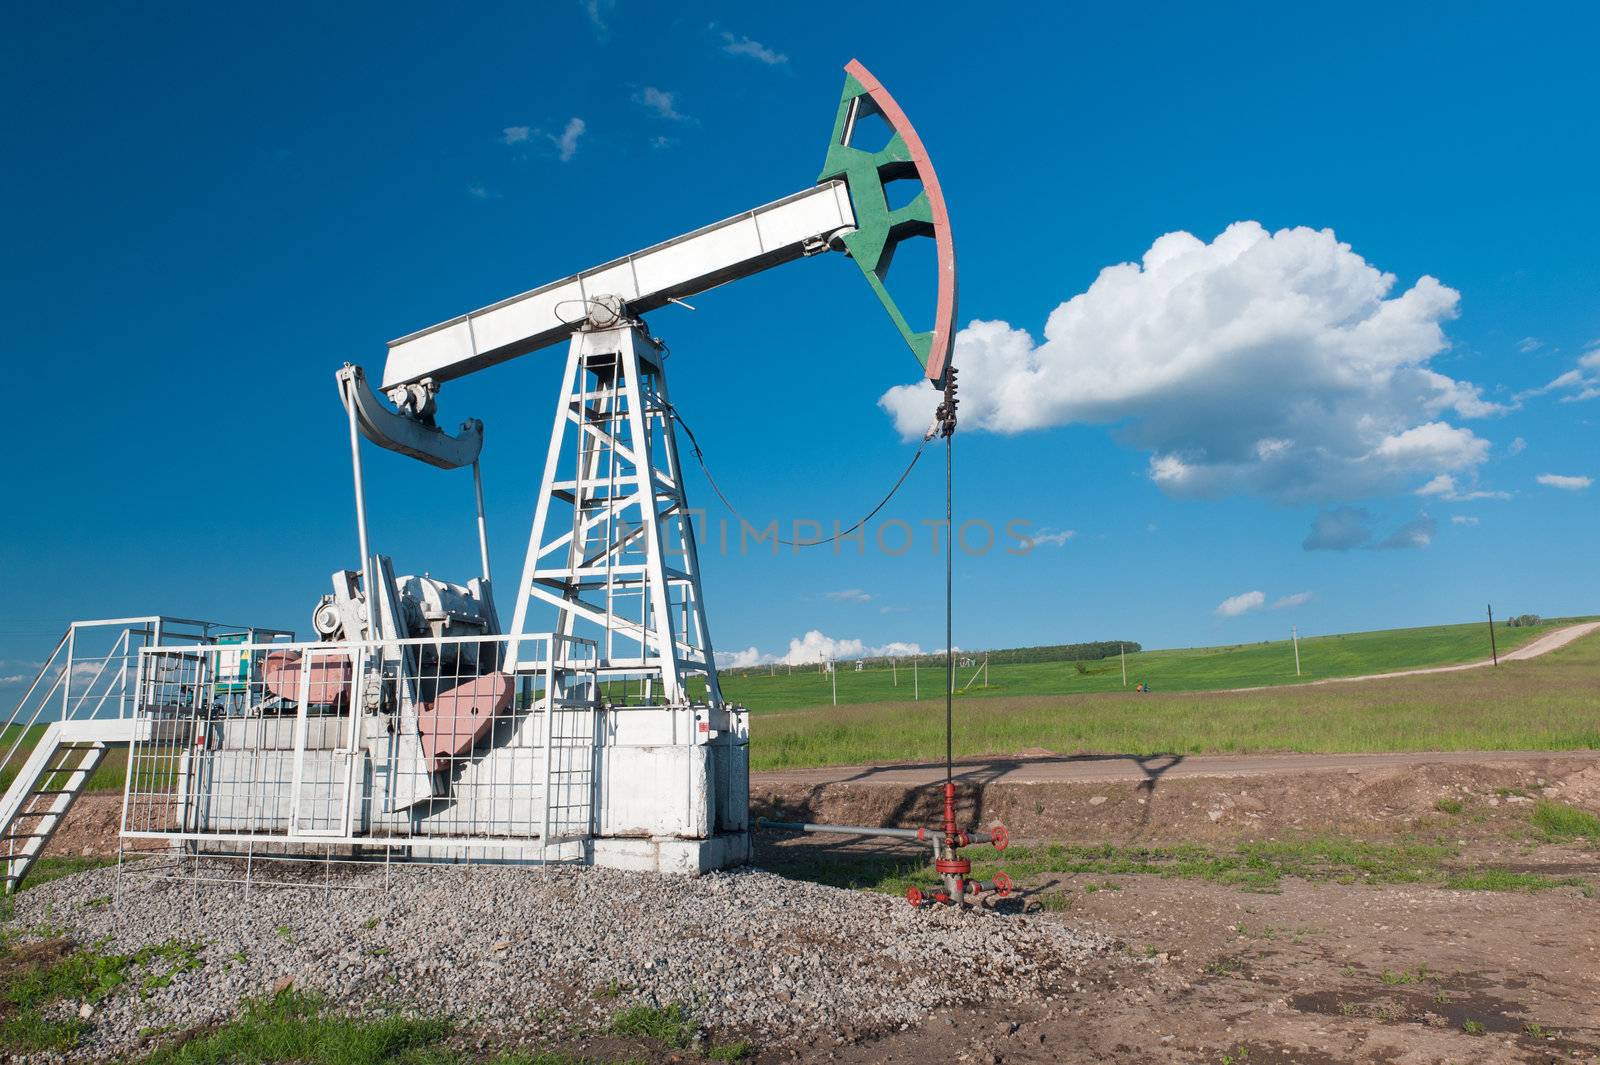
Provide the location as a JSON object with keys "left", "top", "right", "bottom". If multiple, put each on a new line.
{"left": 1, "top": 618, "right": 292, "bottom": 782}
{"left": 121, "top": 633, "right": 599, "bottom": 859}
{"left": 0, "top": 618, "right": 295, "bottom": 891}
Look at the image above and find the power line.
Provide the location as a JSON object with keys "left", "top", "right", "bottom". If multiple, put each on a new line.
{"left": 672, "top": 405, "right": 931, "bottom": 548}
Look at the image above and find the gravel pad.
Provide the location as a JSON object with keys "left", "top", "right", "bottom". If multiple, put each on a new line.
{"left": 7, "top": 860, "right": 1120, "bottom": 1058}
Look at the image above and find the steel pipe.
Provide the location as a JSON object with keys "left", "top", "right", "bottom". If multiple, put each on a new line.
{"left": 756, "top": 818, "right": 930, "bottom": 842}
{"left": 339, "top": 374, "right": 376, "bottom": 639}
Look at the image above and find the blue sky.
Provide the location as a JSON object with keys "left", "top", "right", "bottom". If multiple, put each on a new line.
{"left": 2, "top": 2, "right": 1597, "bottom": 688}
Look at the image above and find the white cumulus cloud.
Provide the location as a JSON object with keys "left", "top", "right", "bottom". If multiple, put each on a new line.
{"left": 880, "top": 222, "right": 1497, "bottom": 504}
{"left": 1536, "top": 473, "right": 1592, "bottom": 491}
{"left": 1414, "top": 473, "right": 1509, "bottom": 502}
{"left": 1216, "top": 590, "right": 1266, "bottom": 618}
{"left": 501, "top": 126, "right": 530, "bottom": 145}
{"left": 1273, "top": 591, "right": 1314, "bottom": 609}
{"left": 1372, "top": 422, "right": 1488, "bottom": 468}
{"left": 784, "top": 630, "right": 865, "bottom": 664}
{"left": 780, "top": 630, "right": 922, "bottom": 664}
{"left": 715, "top": 646, "right": 770, "bottom": 669}
{"left": 1451, "top": 515, "right": 1480, "bottom": 526}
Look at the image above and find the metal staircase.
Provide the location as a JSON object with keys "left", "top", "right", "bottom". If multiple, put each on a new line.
{"left": 0, "top": 727, "right": 113, "bottom": 890}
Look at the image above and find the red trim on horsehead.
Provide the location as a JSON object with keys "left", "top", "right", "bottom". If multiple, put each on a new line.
{"left": 844, "top": 59, "right": 958, "bottom": 386}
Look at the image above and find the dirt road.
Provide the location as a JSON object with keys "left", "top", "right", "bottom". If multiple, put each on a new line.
{"left": 1223, "top": 619, "right": 1600, "bottom": 691}
{"left": 752, "top": 748, "right": 1600, "bottom": 788}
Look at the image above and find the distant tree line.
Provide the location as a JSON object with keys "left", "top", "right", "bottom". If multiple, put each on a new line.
{"left": 958, "top": 641, "right": 1140, "bottom": 665}
{"left": 1503, "top": 614, "right": 1542, "bottom": 628}
{"left": 717, "top": 640, "right": 1141, "bottom": 677}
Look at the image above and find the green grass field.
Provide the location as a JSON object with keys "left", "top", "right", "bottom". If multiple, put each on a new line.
{"left": 708, "top": 617, "right": 1587, "bottom": 715}
{"left": 749, "top": 625, "right": 1600, "bottom": 771}
{"left": 3, "top": 617, "right": 1592, "bottom": 790}
{"left": 0, "top": 730, "right": 127, "bottom": 794}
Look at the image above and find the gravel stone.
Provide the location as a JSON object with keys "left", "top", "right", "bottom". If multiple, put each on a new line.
{"left": 6, "top": 859, "right": 1122, "bottom": 1059}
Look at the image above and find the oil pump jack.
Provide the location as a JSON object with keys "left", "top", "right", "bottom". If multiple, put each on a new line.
{"left": 326, "top": 60, "right": 1006, "bottom": 897}
{"left": 1, "top": 60, "right": 1007, "bottom": 898}
{"left": 341, "top": 60, "right": 958, "bottom": 702}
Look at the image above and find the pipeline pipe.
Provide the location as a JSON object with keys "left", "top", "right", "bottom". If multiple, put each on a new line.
{"left": 757, "top": 818, "right": 1007, "bottom": 850}
{"left": 906, "top": 872, "right": 1013, "bottom": 908}
{"left": 471, "top": 458, "right": 492, "bottom": 584}
{"left": 756, "top": 818, "right": 931, "bottom": 843}
{"left": 970, "top": 872, "right": 1014, "bottom": 897}
{"left": 961, "top": 828, "right": 1008, "bottom": 849}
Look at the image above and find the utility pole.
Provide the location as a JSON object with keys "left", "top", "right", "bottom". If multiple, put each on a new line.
{"left": 892, "top": 657, "right": 898, "bottom": 687}
{"left": 1488, "top": 604, "right": 1498, "bottom": 666}
{"left": 831, "top": 659, "right": 837, "bottom": 705}
{"left": 1120, "top": 643, "right": 1127, "bottom": 686}
{"left": 1292, "top": 626, "right": 1301, "bottom": 677}
{"left": 914, "top": 659, "right": 919, "bottom": 701}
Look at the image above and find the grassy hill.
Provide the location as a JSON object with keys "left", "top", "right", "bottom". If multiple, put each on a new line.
{"left": 750, "top": 624, "right": 1600, "bottom": 771}
{"left": 707, "top": 616, "right": 1590, "bottom": 715}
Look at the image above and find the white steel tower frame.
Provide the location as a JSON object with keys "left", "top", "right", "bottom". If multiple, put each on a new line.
{"left": 507, "top": 320, "right": 722, "bottom": 710}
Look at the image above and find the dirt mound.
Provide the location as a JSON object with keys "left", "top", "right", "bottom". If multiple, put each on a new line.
{"left": 40, "top": 792, "right": 124, "bottom": 858}
{"left": 41, "top": 755, "right": 1600, "bottom": 864}
{"left": 1553, "top": 763, "right": 1600, "bottom": 810}
{"left": 753, "top": 756, "right": 1594, "bottom": 844}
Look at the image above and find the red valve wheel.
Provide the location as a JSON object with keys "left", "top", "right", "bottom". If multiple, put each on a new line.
{"left": 990, "top": 823, "right": 1009, "bottom": 852}
{"left": 992, "top": 871, "right": 1014, "bottom": 897}
{"left": 905, "top": 886, "right": 924, "bottom": 907}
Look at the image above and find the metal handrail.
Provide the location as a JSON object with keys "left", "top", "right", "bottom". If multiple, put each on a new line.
{"left": 79, "top": 633, "right": 135, "bottom": 721}
{"left": 0, "top": 635, "right": 72, "bottom": 783}
{"left": 138, "top": 632, "right": 599, "bottom": 657}
{"left": 61, "top": 629, "right": 127, "bottom": 721}
{"left": 1, "top": 629, "right": 68, "bottom": 731}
